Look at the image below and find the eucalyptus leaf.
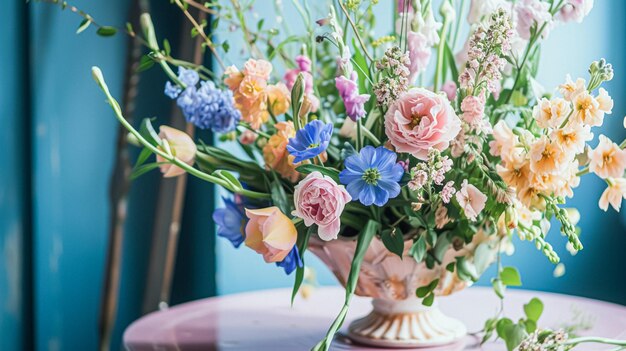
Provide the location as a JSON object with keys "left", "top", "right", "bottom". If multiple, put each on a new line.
{"left": 409, "top": 235, "right": 427, "bottom": 262}
{"left": 76, "top": 19, "right": 91, "bottom": 34}
{"left": 96, "top": 26, "right": 117, "bottom": 37}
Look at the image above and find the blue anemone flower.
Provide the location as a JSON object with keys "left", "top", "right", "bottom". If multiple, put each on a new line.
{"left": 286, "top": 120, "right": 333, "bottom": 163}
{"left": 339, "top": 145, "right": 404, "bottom": 206}
{"left": 276, "top": 245, "right": 303, "bottom": 275}
{"left": 212, "top": 197, "right": 246, "bottom": 248}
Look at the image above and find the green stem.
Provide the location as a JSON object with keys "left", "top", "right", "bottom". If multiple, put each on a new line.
{"left": 337, "top": 0, "right": 374, "bottom": 62}
{"left": 92, "top": 67, "right": 270, "bottom": 200}
{"left": 564, "top": 337, "right": 626, "bottom": 347}
{"left": 356, "top": 118, "right": 363, "bottom": 151}
{"left": 433, "top": 2, "right": 452, "bottom": 92}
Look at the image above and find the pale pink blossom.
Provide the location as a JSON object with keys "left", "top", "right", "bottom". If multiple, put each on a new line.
{"left": 468, "top": 0, "right": 507, "bottom": 24}
{"left": 156, "top": 126, "right": 197, "bottom": 178}
{"left": 385, "top": 88, "right": 461, "bottom": 160}
{"left": 456, "top": 179, "right": 487, "bottom": 221}
{"left": 292, "top": 172, "right": 351, "bottom": 241}
{"left": 441, "top": 181, "right": 456, "bottom": 204}
{"left": 239, "top": 129, "right": 258, "bottom": 145}
{"left": 599, "top": 178, "right": 626, "bottom": 212}
{"left": 441, "top": 81, "right": 457, "bottom": 101}
{"left": 533, "top": 97, "right": 570, "bottom": 129}
{"left": 559, "top": 0, "right": 594, "bottom": 23}
{"left": 589, "top": 135, "right": 626, "bottom": 179}
{"left": 514, "top": 0, "right": 552, "bottom": 40}
{"left": 407, "top": 31, "right": 432, "bottom": 83}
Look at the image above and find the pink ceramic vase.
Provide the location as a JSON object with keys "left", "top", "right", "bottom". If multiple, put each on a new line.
{"left": 308, "top": 230, "right": 502, "bottom": 348}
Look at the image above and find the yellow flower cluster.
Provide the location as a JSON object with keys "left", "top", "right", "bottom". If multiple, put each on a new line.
{"left": 224, "top": 59, "right": 290, "bottom": 129}
{"left": 491, "top": 75, "right": 619, "bottom": 213}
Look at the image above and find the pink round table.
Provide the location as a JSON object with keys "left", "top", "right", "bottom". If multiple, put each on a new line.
{"left": 124, "top": 287, "right": 626, "bottom": 350}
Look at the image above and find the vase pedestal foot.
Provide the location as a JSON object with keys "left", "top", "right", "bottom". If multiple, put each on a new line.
{"left": 347, "top": 298, "right": 466, "bottom": 348}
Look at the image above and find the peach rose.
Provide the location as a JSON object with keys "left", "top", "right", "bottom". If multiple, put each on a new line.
{"left": 156, "top": 126, "right": 197, "bottom": 178}
{"left": 244, "top": 207, "right": 297, "bottom": 263}
{"left": 385, "top": 88, "right": 461, "bottom": 160}
{"left": 292, "top": 172, "right": 351, "bottom": 241}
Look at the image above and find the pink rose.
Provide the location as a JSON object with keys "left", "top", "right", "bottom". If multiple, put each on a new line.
{"left": 384, "top": 88, "right": 461, "bottom": 160}
{"left": 292, "top": 172, "right": 351, "bottom": 241}
{"left": 244, "top": 207, "right": 297, "bottom": 263}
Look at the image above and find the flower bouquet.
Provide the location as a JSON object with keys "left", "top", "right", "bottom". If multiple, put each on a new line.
{"left": 46, "top": 0, "right": 626, "bottom": 349}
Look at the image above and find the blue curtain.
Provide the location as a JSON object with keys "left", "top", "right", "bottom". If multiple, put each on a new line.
{"left": 0, "top": 1, "right": 217, "bottom": 350}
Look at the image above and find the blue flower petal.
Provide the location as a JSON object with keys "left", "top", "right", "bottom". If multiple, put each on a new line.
{"left": 359, "top": 184, "right": 377, "bottom": 206}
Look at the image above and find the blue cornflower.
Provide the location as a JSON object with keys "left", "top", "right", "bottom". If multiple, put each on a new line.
{"left": 286, "top": 120, "right": 333, "bottom": 163}
{"left": 276, "top": 245, "right": 303, "bottom": 275}
{"left": 164, "top": 81, "right": 182, "bottom": 99}
{"left": 339, "top": 145, "right": 404, "bottom": 206}
{"left": 178, "top": 67, "right": 199, "bottom": 87}
{"left": 212, "top": 197, "right": 246, "bottom": 248}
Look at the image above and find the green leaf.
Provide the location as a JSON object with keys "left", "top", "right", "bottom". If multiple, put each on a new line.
{"left": 381, "top": 228, "right": 404, "bottom": 259}
{"left": 422, "top": 292, "right": 435, "bottom": 307}
{"left": 163, "top": 39, "right": 171, "bottom": 55}
{"left": 138, "top": 118, "right": 161, "bottom": 146}
{"left": 76, "top": 18, "right": 91, "bottom": 34}
{"left": 473, "top": 242, "right": 493, "bottom": 275}
{"left": 134, "top": 147, "right": 152, "bottom": 168}
{"left": 270, "top": 174, "right": 292, "bottom": 215}
{"left": 492, "top": 278, "right": 505, "bottom": 299}
{"left": 500, "top": 267, "right": 522, "bottom": 286}
{"left": 214, "top": 170, "right": 243, "bottom": 190}
{"left": 432, "top": 232, "right": 450, "bottom": 263}
{"left": 295, "top": 164, "right": 340, "bottom": 183}
{"left": 291, "top": 225, "right": 314, "bottom": 305}
{"left": 409, "top": 235, "right": 427, "bottom": 262}
{"left": 313, "top": 220, "right": 378, "bottom": 351}
{"left": 257, "top": 18, "right": 265, "bottom": 31}
{"left": 455, "top": 256, "right": 478, "bottom": 282}
{"left": 523, "top": 298, "right": 544, "bottom": 323}
{"left": 137, "top": 55, "right": 155, "bottom": 72}
{"left": 130, "top": 162, "right": 162, "bottom": 180}
{"left": 416, "top": 279, "right": 439, "bottom": 298}
{"left": 444, "top": 41, "right": 459, "bottom": 84}
{"left": 504, "top": 323, "right": 529, "bottom": 351}
{"left": 96, "top": 26, "right": 117, "bottom": 37}
{"left": 496, "top": 318, "right": 513, "bottom": 339}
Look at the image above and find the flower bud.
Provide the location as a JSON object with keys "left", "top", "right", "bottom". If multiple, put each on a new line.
{"left": 156, "top": 126, "right": 197, "bottom": 178}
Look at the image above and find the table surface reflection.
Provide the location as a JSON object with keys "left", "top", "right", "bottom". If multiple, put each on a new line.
{"left": 124, "top": 286, "right": 626, "bottom": 351}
